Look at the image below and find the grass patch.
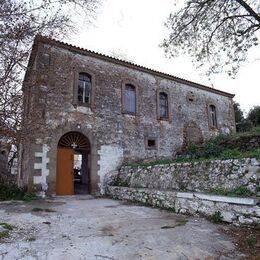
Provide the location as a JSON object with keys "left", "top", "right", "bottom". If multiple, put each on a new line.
{"left": 232, "top": 127, "right": 260, "bottom": 137}
{"left": 0, "top": 184, "right": 36, "bottom": 202}
{"left": 124, "top": 130, "right": 260, "bottom": 168}
{"left": 0, "top": 230, "right": 9, "bottom": 239}
{"left": 209, "top": 211, "right": 223, "bottom": 224}
{"left": 210, "top": 186, "right": 253, "bottom": 197}
{"left": 32, "top": 207, "right": 56, "bottom": 213}
{"left": 125, "top": 148, "right": 260, "bottom": 168}
{"left": 0, "top": 223, "right": 14, "bottom": 231}
{"left": 161, "top": 219, "right": 188, "bottom": 229}
{"left": 245, "top": 235, "right": 257, "bottom": 249}
{"left": 161, "top": 225, "right": 176, "bottom": 229}
{"left": 32, "top": 207, "right": 44, "bottom": 212}
{"left": 44, "top": 208, "right": 56, "bottom": 212}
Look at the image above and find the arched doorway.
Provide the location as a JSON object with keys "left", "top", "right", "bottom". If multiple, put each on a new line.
{"left": 56, "top": 131, "right": 90, "bottom": 195}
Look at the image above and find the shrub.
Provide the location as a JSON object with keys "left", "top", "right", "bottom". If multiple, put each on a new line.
{"left": 210, "top": 186, "right": 252, "bottom": 197}
{"left": 231, "top": 186, "right": 252, "bottom": 197}
{"left": 245, "top": 235, "right": 257, "bottom": 249}
{"left": 0, "top": 223, "right": 14, "bottom": 231}
{"left": 210, "top": 211, "right": 223, "bottom": 224}
{"left": 247, "top": 106, "right": 260, "bottom": 127}
{"left": 220, "top": 149, "right": 242, "bottom": 159}
{"left": 236, "top": 119, "right": 253, "bottom": 132}
{"left": 0, "top": 184, "right": 36, "bottom": 201}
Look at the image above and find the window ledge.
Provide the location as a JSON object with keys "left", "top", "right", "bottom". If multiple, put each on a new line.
{"left": 158, "top": 117, "right": 169, "bottom": 122}
{"left": 122, "top": 111, "right": 137, "bottom": 116}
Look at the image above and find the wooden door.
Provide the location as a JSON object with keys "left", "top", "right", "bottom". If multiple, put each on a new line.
{"left": 56, "top": 148, "right": 74, "bottom": 195}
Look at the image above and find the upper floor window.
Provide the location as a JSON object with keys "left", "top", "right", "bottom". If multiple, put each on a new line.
{"left": 209, "top": 104, "right": 217, "bottom": 127}
{"left": 78, "top": 73, "right": 91, "bottom": 104}
{"left": 123, "top": 84, "right": 136, "bottom": 114}
{"left": 159, "top": 92, "right": 169, "bottom": 119}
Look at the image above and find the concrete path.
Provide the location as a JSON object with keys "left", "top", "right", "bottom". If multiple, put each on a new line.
{"left": 0, "top": 196, "right": 244, "bottom": 260}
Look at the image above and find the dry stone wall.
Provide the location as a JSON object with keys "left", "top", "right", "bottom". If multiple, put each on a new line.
{"left": 105, "top": 158, "right": 260, "bottom": 226}
{"left": 106, "top": 186, "right": 260, "bottom": 226}
{"left": 116, "top": 158, "right": 260, "bottom": 196}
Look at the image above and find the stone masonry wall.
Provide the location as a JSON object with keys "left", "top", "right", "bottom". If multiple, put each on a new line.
{"left": 106, "top": 186, "right": 260, "bottom": 226}
{"left": 116, "top": 158, "right": 260, "bottom": 196}
{"left": 221, "top": 135, "right": 260, "bottom": 151}
{"left": 21, "top": 37, "right": 236, "bottom": 194}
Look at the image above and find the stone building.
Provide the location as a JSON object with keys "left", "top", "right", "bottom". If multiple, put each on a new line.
{"left": 18, "top": 36, "right": 235, "bottom": 196}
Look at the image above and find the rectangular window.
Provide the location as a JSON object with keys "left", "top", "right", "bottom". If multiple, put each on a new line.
{"left": 78, "top": 73, "right": 91, "bottom": 104}
{"left": 124, "top": 84, "right": 136, "bottom": 114}
{"left": 159, "top": 92, "right": 169, "bottom": 119}
{"left": 146, "top": 138, "right": 157, "bottom": 150}
{"left": 209, "top": 104, "right": 217, "bottom": 127}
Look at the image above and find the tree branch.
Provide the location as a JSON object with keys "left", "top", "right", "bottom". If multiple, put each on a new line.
{"left": 234, "top": 0, "right": 260, "bottom": 23}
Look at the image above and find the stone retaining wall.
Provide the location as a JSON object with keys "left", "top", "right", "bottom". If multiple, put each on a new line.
{"left": 106, "top": 186, "right": 260, "bottom": 226}
{"left": 221, "top": 135, "right": 260, "bottom": 151}
{"left": 116, "top": 158, "right": 260, "bottom": 196}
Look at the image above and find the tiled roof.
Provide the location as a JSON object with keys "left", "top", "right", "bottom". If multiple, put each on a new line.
{"left": 32, "top": 35, "right": 235, "bottom": 98}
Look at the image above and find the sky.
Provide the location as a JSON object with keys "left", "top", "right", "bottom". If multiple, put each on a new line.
{"left": 70, "top": 0, "right": 260, "bottom": 114}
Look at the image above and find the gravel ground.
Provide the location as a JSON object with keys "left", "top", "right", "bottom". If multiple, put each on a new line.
{"left": 0, "top": 196, "right": 246, "bottom": 260}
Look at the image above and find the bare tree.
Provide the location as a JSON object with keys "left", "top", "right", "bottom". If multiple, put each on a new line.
{"left": 0, "top": 0, "right": 100, "bottom": 169}
{"left": 161, "top": 0, "right": 260, "bottom": 77}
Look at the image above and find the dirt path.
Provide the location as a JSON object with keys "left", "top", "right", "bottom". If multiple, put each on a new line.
{"left": 0, "top": 196, "right": 246, "bottom": 259}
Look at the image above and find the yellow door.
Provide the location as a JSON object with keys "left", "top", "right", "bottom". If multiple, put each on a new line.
{"left": 56, "top": 148, "right": 74, "bottom": 195}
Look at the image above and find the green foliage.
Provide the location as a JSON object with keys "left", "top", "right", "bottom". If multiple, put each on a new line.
{"left": 22, "top": 192, "right": 37, "bottom": 202}
{"left": 233, "top": 102, "right": 244, "bottom": 124}
{"left": 231, "top": 186, "right": 253, "bottom": 197}
{"left": 32, "top": 207, "right": 56, "bottom": 213}
{"left": 210, "top": 186, "right": 253, "bottom": 197}
{"left": 0, "top": 230, "right": 9, "bottom": 239}
{"left": 44, "top": 208, "right": 56, "bottom": 213}
{"left": 0, "top": 184, "right": 36, "bottom": 201}
{"left": 236, "top": 119, "right": 253, "bottom": 133}
{"left": 125, "top": 130, "right": 260, "bottom": 168}
{"left": 247, "top": 106, "right": 260, "bottom": 127}
{"left": 0, "top": 223, "right": 14, "bottom": 231}
{"left": 254, "top": 127, "right": 260, "bottom": 134}
{"left": 245, "top": 235, "right": 257, "bottom": 249}
{"left": 219, "top": 149, "right": 242, "bottom": 159}
{"left": 32, "top": 207, "right": 44, "bottom": 212}
{"left": 209, "top": 211, "right": 223, "bottom": 224}
{"left": 186, "top": 135, "right": 226, "bottom": 159}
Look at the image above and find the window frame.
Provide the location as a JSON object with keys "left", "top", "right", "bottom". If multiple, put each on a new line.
{"left": 121, "top": 81, "right": 138, "bottom": 115}
{"left": 78, "top": 72, "right": 91, "bottom": 104}
{"left": 73, "top": 68, "right": 95, "bottom": 108}
{"left": 145, "top": 137, "right": 157, "bottom": 150}
{"left": 157, "top": 90, "right": 170, "bottom": 121}
{"left": 208, "top": 104, "right": 218, "bottom": 128}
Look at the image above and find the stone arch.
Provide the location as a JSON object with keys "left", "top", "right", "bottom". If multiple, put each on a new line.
{"left": 46, "top": 125, "right": 100, "bottom": 195}
{"left": 56, "top": 131, "right": 91, "bottom": 195}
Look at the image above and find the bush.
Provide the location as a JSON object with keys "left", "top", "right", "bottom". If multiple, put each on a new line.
{"left": 236, "top": 119, "right": 253, "bottom": 132}
{"left": 210, "top": 186, "right": 252, "bottom": 197}
{"left": 0, "top": 184, "right": 36, "bottom": 201}
{"left": 247, "top": 106, "right": 260, "bottom": 127}
{"left": 210, "top": 211, "right": 223, "bottom": 224}
{"left": 186, "top": 135, "right": 225, "bottom": 159}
